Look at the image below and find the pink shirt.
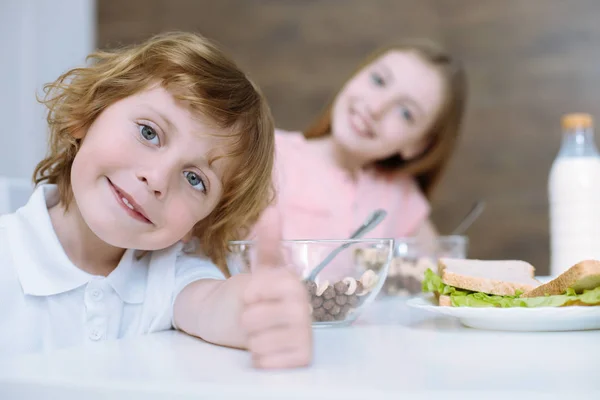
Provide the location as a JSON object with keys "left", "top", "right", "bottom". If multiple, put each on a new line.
{"left": 257, "top": 129, "right": 430, "bottom": 241}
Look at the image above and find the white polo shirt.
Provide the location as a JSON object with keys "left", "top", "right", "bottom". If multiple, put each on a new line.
{"left": 0, "top": 184, "right": 225, "bottom": 357}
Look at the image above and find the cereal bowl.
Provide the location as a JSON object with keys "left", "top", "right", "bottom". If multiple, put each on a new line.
{"left": 353, "top": 235, "right": 468, "bottom": 296}
{"left": 227, "top": 238, "right": 393, "bottom": 327}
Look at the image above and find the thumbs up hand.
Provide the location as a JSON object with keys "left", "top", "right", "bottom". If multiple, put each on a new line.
{"left": 240, "top": 214, "right": 313, "bottom": 369}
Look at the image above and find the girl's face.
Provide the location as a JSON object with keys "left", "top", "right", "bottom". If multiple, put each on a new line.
{"left": 70, "top": 85, "right": 231, "bottom": 250}
{"left": 331, "top": 50, "right": 445, "bottom": 163}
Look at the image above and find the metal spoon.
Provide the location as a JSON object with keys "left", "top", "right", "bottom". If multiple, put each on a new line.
{"left": 305, "top": 209, "right": 387, "bottom": 282}
{"left": 451, "top": 200, "right": 486, "bottom": 235}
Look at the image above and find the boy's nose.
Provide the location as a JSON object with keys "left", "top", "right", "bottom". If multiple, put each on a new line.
{"left": 136, "top": 166, "right": 171, "bottom": 199}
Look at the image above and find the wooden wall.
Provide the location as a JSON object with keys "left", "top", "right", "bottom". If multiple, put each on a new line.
{"left": 98, "top": 0, "right": 600, "bottom": 274}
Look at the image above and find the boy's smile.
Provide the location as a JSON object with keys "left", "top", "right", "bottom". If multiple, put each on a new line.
{"left": 67, "top": 85, "right": 232, "bottom": 251}
{"left": 107, "top": 177, "right": 153, "bottom": 225}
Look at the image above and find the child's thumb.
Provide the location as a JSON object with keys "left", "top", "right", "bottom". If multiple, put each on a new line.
{"left": 253, "top": 209, "right": 284, "bottom": 272}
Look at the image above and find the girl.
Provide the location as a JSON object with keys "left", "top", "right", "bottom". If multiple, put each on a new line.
{"left": 0, "top": 32, "right": 312, "bottom": 370}
{"left": 257, "top": 40, "right": 467, "bottom": 247}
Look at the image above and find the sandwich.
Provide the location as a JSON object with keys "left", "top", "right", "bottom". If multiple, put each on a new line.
{"left": 422, "top": 258, "right": 600, "bottom": 307}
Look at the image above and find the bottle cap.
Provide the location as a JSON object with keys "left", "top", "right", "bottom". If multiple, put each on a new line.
{"left": 562, "top": 113, "right": 593, "bottom": 130}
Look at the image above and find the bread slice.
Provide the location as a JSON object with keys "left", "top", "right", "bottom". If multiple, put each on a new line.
{"left": 439, "top": 258, "right": 541, "bottom": 296}
{"left": 522, "top": 260, "right": 600, "bottom": 298}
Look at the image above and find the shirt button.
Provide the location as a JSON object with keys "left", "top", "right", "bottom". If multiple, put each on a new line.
{"left": 89, "top": 329, "right": 103, "bottom": 341}
{"left": 91, "top": 289, "right": 103, "bottom": 301}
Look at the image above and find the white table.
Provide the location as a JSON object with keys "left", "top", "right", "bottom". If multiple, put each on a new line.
{"left": 0, "top": 297, "right": 598, "bottom": 399}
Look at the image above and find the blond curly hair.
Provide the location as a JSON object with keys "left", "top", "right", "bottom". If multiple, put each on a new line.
{"left": 34, "top": 32, "right": 275, "bottom": 273}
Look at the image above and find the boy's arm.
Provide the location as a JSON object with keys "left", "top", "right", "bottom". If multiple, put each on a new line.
{"left": 173, "top": 215, "right": 312, "bottom": 369}
{"left": 173, "top": 273, "right": 251, "bottom": 349}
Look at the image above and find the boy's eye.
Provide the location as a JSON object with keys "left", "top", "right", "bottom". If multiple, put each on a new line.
{"left": 184, "top": 171, "right": 206, "bottom": 193}
{"left": 370, "top": 72, "right": 386, "bottom": 87}
{"left": 139, "top": 124, "right": 159, "bottom": 145}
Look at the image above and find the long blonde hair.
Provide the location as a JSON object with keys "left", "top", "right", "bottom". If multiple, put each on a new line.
{"left": 34, "top": 32, "right": 275, "bottom": 273}
{"left": 304, "top": 39, "right": 467, "bottom": 199}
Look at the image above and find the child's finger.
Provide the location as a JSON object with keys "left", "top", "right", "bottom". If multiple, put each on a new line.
{"left": 247, "top": 327, "right": 301, "bottom": 357}
{"left": 253, "top": 209, "right": 284, "bottom": 271}
{"left": 253, "top": 348, "right": 312, "bottom": 370}
{"left": 240, "top": 302, "right": 289, "bottom": 334}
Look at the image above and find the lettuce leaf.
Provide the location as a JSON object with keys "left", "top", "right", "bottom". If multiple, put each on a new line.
{"left": 421, "top": 269, "right": 600, "bottom": 307}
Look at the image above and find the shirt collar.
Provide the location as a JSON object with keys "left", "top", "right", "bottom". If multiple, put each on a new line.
{"left": 105, "top": 249, "right": 147, "bottom": 304}
{"left": 9, "top": 184, "right": 146, "bottom": 303}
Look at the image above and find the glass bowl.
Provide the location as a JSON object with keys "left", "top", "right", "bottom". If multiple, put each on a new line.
{"left": 352, "top": 235, "right": 468, "bottom": 296}
{"left": 227, "top": 238, "right": 393, "bottom": 327}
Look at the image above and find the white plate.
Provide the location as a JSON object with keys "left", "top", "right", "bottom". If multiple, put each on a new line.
{"left": 407, "top": 295, "right": 600, "bottom": 332}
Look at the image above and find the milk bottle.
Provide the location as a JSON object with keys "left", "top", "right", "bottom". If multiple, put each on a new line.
{"left": 549, "top": 113, "right": 600, "bottom": 275}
